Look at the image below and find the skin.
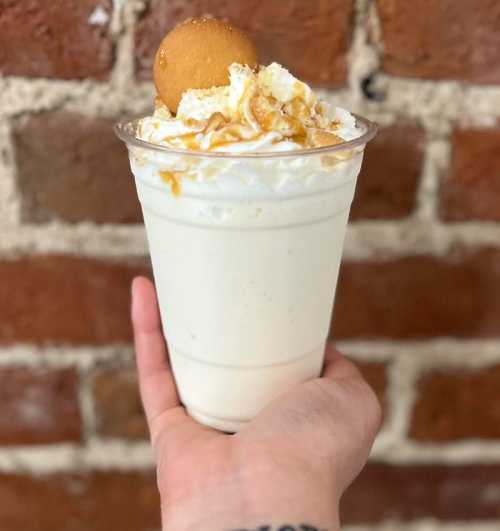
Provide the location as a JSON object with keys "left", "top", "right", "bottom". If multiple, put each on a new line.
{"left": 131, "top": 276, "right": 382, "bottom": 531}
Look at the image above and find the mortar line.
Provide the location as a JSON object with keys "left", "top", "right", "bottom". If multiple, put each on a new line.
{"left": 0, "top": 73, "right": 154, "bottom": 124}
{"left": 109, "top": 0, "right": 140, "bottom": 89}
{"left": 0, "top": 345, "right": 134, "bottom": 369}
{"left": 366, "top": 0, "right": 383, "bottom": 53}
{"left": 2, "top": 436, "right": 500, "bottom": 474}
{"left": 343, "top": 220, "right": 500, "bottom": 259}
{"left": 0, "top": 223, "right": 149, "bottom": 258}
{"left": 371, "top": 440, "right": 500, "bottom": 465}
{"left": 345, "top": 0, "right": 381, "bottom": 104}
{"left": 383, "top": 353, "right": 419, "bottom": 449}
{"left": 0, "top": 440, "right": 153, "bottom": 473}
{"left": 78, "top": 364, "right": 99, "bottom": 444}
{"left": 0, "top": 339, "right": 499, "bottom": 369}
{"left": 0, "top": 118, "right": 21, "bottom": 226}
{"left": 375, "top": 75, "right": 500, "bottom": 127}
{"left": 1, "top": 220, "right": 500, "bottom": 259}
{"left": 110, "top": 0, "right": 125, "bottom": 36}
{"left": 413, "top": 133, "right": 450, "bottom": 223}
{"left": 337, "top": 339, "right": 500, "bottom": 368}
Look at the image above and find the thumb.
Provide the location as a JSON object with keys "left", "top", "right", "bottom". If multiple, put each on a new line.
{"left": 243, "top": 344, "right": 381, "bottom": 495}
{"left": 317, "top": 345, "right": 382, "bottom": 490}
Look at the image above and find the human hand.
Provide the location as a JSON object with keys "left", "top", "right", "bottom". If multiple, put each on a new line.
{"left": 131, "top": 276, "right": 381, "bottom": 531}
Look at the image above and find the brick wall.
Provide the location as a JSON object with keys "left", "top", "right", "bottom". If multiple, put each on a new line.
{"left": 1, "top": 1, "right": 500, "bottom": 530}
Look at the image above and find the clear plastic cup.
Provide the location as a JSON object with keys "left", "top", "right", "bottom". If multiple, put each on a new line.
{"left": 116, "top": 116, "right": 377, "bottom": 432}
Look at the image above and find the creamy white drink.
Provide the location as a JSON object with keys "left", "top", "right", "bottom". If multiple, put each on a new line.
{"left": 117, "top": 57, "right": 376, "bottom": 432}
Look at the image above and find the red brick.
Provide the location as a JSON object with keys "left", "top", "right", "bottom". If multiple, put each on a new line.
{"left": 355, "top": 361, "right": 387, "bottom": 418}
{"left": 0, "top": 367, "right": 81, "bottom": 445}
{"left": 0, "top": 255, "right": 151, "bottom": 345}
{"left": 440, "top": 128, "right": 500, "bottom": 221}
{"left": 92, "top": 367, "right": 148, "bottom": 440}
{"left": 350, "top": 124, "right": 423, "bottom": 220}
{"left": 410, "top": 365, "right": 500, "bottom": 442}
{"left": 0, "top": 472, "right": 160, "bottom": 531}
{"left": 135, "top": 0, "right": 354, "bottom": 87}
{"left": 342, "top": 463, "right": 500, "bottom": 523}
{"left": 0, "top": 0, "right": 114, "bottom": 80}
{"left": 376, "top": 0, "right": 500, "bottom": 83}
{"left": 13, "top": 112, "right": 142, "bottom": 224}
{"left": 332, "top": 248, "right": 500, "bottom": 339}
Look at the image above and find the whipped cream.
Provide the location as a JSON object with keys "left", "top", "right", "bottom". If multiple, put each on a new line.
{"left": 136, "top": 63, "right": 362, "bottom": 153}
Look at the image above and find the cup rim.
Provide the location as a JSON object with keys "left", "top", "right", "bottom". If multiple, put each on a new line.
{"left": 115, "top": 113, "right": 378, "bottom": 159}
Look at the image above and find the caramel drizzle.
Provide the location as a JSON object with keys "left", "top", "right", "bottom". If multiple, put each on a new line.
{"left": 159, "top": 170, "right": 181, "bottom": 196}
{"left": 162, "top": 132, "right": 200, "bottom": 150}
{"left": 158, "top": 80, "right": 342, "bottom": 151}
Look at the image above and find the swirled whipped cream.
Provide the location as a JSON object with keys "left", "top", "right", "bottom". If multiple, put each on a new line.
{"left": 136, "top": 62, "right": 361, "bottom": 153}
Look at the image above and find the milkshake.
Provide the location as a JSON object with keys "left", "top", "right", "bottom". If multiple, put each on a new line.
{"left": 116, "top": 18, "right": 376, "bottom": 432}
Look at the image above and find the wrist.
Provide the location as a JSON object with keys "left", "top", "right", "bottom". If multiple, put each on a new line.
{"left": 239, "top": 449, "right": 340, "bottom": 531}
{"left": 161, "top": 442, "right": 339, "bottom": 531}
{"left": 163, "top": 494, "right": 339, "bottom": 531}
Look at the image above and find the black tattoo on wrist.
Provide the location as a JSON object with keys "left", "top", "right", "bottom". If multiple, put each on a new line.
{"left": 230, "top": 525, "right": 326, "bottom": 531}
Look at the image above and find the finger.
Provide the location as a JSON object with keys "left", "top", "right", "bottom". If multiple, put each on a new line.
{"left": 131, "top": 276, "right": 180, "bottom": 426}
{"left": 132, "top": 277, "right": 221, "bottom": 449}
